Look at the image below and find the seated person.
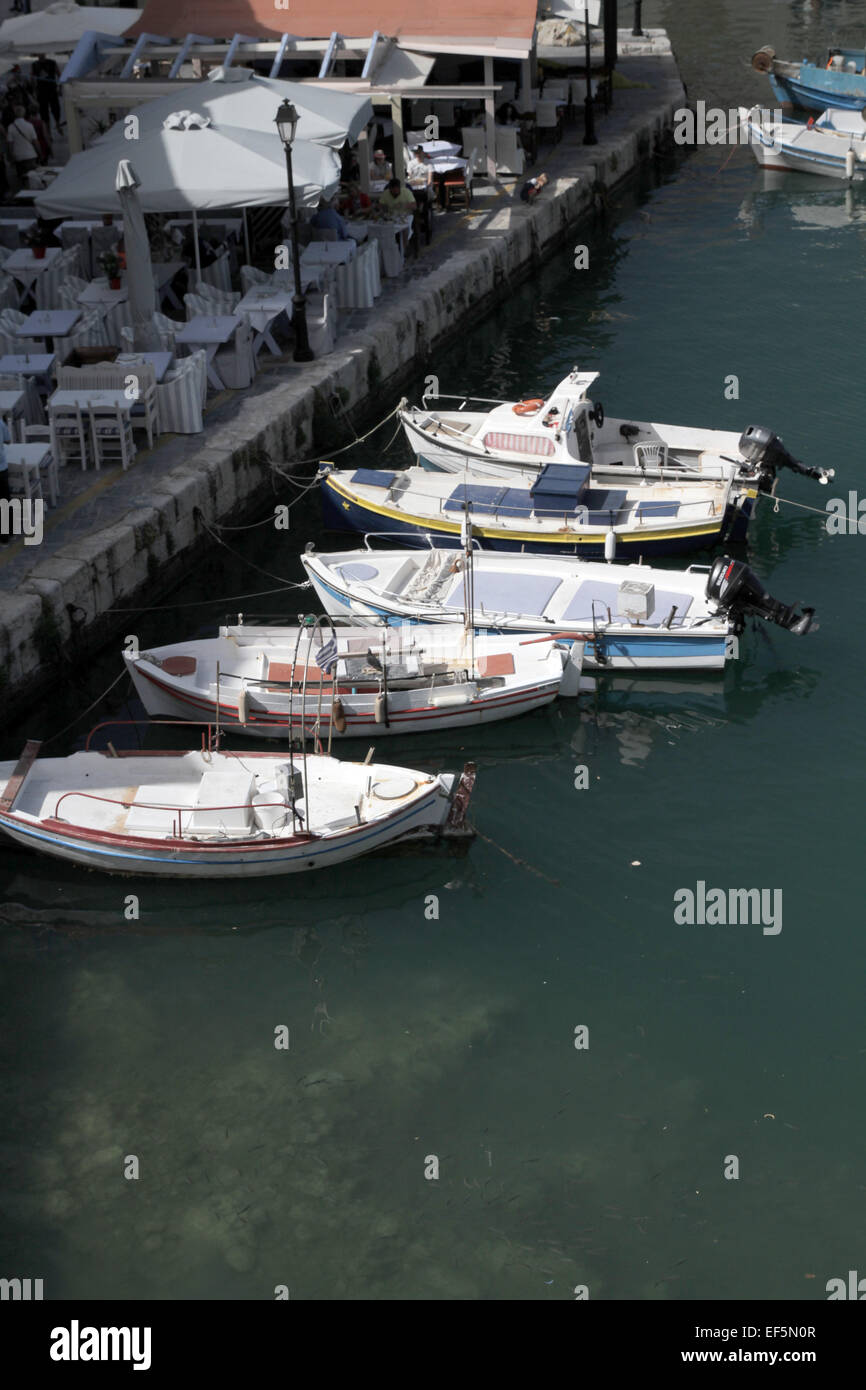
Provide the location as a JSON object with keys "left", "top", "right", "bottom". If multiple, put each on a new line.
{"left": 379, "top": 178, "right": 418, "bottom": 214}
{"left": 310, "top": 196, "right": 350, "bottom": 240}
{"left": 519, "top": 171, "right": 549, "bottom": 203}
{"left": 406, "top": 145, "right": 434, "bottom": 188}
{"left": 338, "top": 182, "right": 371, "bottom": 215}
{"left": 369, "top": 148, "right": 393, "bottom": 182}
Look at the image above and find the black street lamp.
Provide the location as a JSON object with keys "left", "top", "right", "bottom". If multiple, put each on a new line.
{"left": 275, "top": 98, "right": 313, "bottom": 362}
{"left": 583, "top": 7, "right": 597, "bottom": 145}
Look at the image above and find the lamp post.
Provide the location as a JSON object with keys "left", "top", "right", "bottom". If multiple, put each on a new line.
{"left": 275, "top": 99, "right": 313, "bottom": 362}
{"left": 582, "top": 6, "right": 597, "bottom": 145}
{"left": 633, "top": 1, "right": 644, "bottom": 38}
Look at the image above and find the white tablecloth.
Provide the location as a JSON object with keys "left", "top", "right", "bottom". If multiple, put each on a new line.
{"left": 235, "top": 288, "right": 294, "bottom": 334}
{"left": 359, "top": 218, "right": 413, "bottom": 278}
{"left": 300, "top": 240, "right": 357, "bottom": 266}
{"left": 334, "top": 240, "right": 381, "bottom": 310}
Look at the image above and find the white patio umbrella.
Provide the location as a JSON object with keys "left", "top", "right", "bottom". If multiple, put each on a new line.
{"left": 0, "top": 3, "right": 137, "bottom": 54}
{"left": 115, "top": 159, "right": 160, "bottom": 353}
{"left": 36, "top": 113, "right": 341, "bottom": 216}
{"left": 119, "top": 70, "right": 374, "bottom": 153}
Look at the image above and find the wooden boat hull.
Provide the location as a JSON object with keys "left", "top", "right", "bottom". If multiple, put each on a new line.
{"left": 321, "top": 471, "right": 735, "bottom": 559}
{"left": 0, "top": 750, "right": 467, "bottom": 879}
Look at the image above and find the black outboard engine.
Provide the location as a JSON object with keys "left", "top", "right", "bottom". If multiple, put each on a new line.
{"left": 707, "top": 556, "right": 816, "bottom": 636}
{"left": 738, "top": 424, "right": 834, "bottom": 489}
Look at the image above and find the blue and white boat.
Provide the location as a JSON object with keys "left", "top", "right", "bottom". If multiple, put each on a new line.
{"left": 301, "top": 544, "right": 817, "bottom": 672}
{"left": 319, "top": 460, "right": 744, "bottom": 559}
{"left": 752, "top": 43, "right": 866, "bottom": 112}
{"left": 741, "top": 104, "right": 866, "bottom": 181}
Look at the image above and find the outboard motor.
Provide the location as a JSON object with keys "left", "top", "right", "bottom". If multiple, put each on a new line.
{"left": 707, "top": 556, "right": 816, "bottom": 636}
{"left": 738, "top": 424, "right": 834, "bottom": 488}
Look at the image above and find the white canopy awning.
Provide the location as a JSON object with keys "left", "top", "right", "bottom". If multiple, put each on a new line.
{"left": 0, "top": 3, "right": 136, "bottom": 55}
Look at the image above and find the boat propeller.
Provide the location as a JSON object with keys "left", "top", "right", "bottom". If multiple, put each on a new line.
{"left": 707, "top": 556, "right": 816, "bottom": 636}
{"left": 738, "top": 424, "right": 834, "bottom": 487}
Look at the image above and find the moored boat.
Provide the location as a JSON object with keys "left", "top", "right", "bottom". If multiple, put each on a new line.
{"left": 740, "top": 103, "right": 866, "bottom": 181}
{"left": 0, "top": 740, "right": 476, "bottom": 878}
{"left": 752, "top": 43, "right": 866, "bottom": 113}
{"left": 397, "top": 369, "right": 832, "bottom": 501}
{"left": 124, "top": 620, "right": 584, "bottom": 739}
{"left": 301, "top": 545, "right": 816, "bottom": 672}
{"left": 319, "top": 460, "right": 743, "bottom": 559}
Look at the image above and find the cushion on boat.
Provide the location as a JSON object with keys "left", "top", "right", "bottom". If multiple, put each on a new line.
{"left": 476, "top": 652, "right": 515, "bottom": 676}
{"left": 583, "top": 488, "right": 628, "bottom": 517}
{"left": 530, "top": 462, "right": 590, "bottom": 495}
{"left": 443, "top": 483, "right": 509, "bottom": 513}
{"left": 444, "top": 571, "right": 562, "bottom": 617}
{"left": 351, "top": 469, "right": 398, "bottom": 488}
{"left": 560, "top": 582, "right": 693, "bottom": 624}
{"left": 267, "top": 661, "right": 332, "bottom": 688}
{"left": 161, "top": 655, "right": 196, "bottom": 676}
{"left": 338, "top": 562, "right": 380, "bottom": 582}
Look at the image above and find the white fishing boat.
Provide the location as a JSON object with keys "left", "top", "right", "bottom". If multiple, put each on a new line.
{"left": 0, "top": 740, "right": 475, "bottom": 878}
{"left": 124, "top": 620, "right": 583, "bottom": 739}
{"left": 740, "top": 104, "right": 866, "bottom": 181}
{"left": 320, "top": 460, "right": 741, "bottom": 559}
{"left": 301, "top": 545, "right": 816, "bottom": 672}
{"left": 398, "top": 368, "right": 833, "bottom": 503}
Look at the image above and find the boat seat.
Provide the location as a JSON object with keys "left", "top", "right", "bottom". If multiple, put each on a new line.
{"left": 476, "top": 652, "right": 515, "bottom": 676}
{"left": 444, "top": 571, "right": 562, "bottom": 617}
{"left": 560, "top": 581, "right": 692, "bottom": 624}
{"left": 189, "top": 765, "right": 256, "bottom": 835}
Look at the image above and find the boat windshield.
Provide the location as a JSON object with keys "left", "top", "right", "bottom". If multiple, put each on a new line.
{"left": 573, "top": 405, "right": 594, "bottom": 464}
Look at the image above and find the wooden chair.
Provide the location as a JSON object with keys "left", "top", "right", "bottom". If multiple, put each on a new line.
{"left": 89, "top": 401, "right": 136, "bottom": 471}
{"left": 442, "top": 168, "right": 472, "bottom": 210}
{"left": 49, "top": 401, "right": 89, "bottom": 470}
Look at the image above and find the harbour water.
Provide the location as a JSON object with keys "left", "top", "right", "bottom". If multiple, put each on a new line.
{"left": 1, "top": 1, "right": 864, "bottom": 1299}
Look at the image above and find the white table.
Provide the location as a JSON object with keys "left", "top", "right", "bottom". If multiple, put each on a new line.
{"left": 2, "top": 246, "right": 62, "bottom": 302}
{"left": 0, "top": 352, "right": 56, "bottom": 388}
{"left": 235, "top": 288, "right": 293, "bottom": 358}
{"left": 300, "top": 240, "right": 357, "bottom": 266}
{"left": 7, "top": 442, "right": 55, "bottom": 506}
{"left": 0, "top": 388, "right": 27, "bottom": 441}
{"left": 175, "top": 315, "right": 243, "bottom": 392}
{"left": 416, "top": 140, "right": 462, "bottom": 158}
{"left": 16, "top": 309, "right": 81, "bottom": 352}
{"left": 0, "top": 216, "right": 35, "bottom": 250}
{"left": 115, "top": 351, "right": 174, "bottom": 383}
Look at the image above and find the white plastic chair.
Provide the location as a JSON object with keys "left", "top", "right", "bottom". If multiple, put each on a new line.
{"left": 306, "top": 291, "right": 335, "bottom": 356}
{"left": 495, "top": 127, "right": 525, "bottom": 176}
{"left": 0, "top": 306, "right": 29, "bottom": 352}
{"left": 35, "top": 245, "right": 85, "bottom": 310}
{"left": 198, "top": 248, "right": 232, "bottom": 294}
{"left": 155, "top": 349, "right": 207, "bottom": 434}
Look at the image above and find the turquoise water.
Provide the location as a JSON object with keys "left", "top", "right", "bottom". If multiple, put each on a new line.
{"left": 2, "top": 1, "right": 865, "bottom": 1299}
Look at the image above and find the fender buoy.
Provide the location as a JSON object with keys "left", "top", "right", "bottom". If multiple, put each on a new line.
{"left": 331, "top": 696, "right": 347, "bottom": 733}
{"left": 513, "top": 398, "right": 544, "bottom": 416}
{"left": 593, "top": 401, "right": 605, "bottom": 428}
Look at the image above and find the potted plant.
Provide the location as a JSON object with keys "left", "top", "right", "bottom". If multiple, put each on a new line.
{"left": 99, "top": 249, "right": 122, "bottom": 290}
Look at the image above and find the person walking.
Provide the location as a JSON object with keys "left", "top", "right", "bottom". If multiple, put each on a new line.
{"left": 32, "top": 55, "right": 63, "bottom": 133}
{"left": 6, "top": 106, "right": 40, "bottom": 182}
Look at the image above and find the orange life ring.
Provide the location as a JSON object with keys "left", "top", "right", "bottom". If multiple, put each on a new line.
{"left": 513, "top": 398, "right": 544, "bottom": 416}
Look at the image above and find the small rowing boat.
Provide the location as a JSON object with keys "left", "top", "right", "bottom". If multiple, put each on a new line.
{"left": 0, "top": 741, "right": 476, "bottom": 878}
{"left": 124, "top": 620, "right": 583, "bottom": 739}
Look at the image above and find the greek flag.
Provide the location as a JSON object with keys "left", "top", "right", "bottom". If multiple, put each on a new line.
{"left": 316, "top": 638, "right": 339, "bottom": 674}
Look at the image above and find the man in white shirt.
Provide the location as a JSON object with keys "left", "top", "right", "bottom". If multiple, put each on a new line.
{"left": 6, "top": 105, "right": 39, "bottom": 180}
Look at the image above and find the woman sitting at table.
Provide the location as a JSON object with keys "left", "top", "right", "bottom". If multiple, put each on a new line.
{"left": 369, "top": 149, "right": 393, "bottom": 182}
{"left": 338, "top": 183, "right": 371, "bottom": 215}
{"left": 310, "top": 196, "right": 350, "bottom": 240}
